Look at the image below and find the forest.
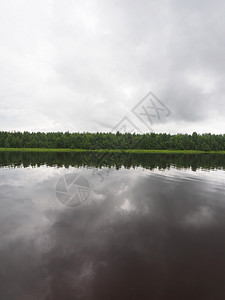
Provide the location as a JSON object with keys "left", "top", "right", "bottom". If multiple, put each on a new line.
{"left": 0, "top": 131, "right": 225, "bottom": 151}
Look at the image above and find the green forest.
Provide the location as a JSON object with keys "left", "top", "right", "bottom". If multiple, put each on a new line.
{"left": 0, "top": 131, "right": 225, "bottom": 151}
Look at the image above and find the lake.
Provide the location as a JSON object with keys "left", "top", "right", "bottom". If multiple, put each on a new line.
{"left": 0, "top": 151, "right": 225, "bottom": 300}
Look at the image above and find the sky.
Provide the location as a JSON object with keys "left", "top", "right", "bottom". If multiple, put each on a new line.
{"left": 0, "top": 0, "right": 224, "bottom": 134}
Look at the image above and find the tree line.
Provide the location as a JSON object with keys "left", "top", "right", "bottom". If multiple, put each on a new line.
{"left": 0, "top": 131, "right": 224, "bottom": 151}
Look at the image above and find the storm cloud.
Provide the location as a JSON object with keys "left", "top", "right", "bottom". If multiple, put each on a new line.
{"left": 0, "top": 0, "right": 224, "bottom": 133}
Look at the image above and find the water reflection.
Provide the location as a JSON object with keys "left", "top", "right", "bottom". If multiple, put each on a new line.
{"left": 0, "top": 156, "right": 225, "bottom": 299}
{"left": 0, "top": 150, "right": 225, "bottom": 170}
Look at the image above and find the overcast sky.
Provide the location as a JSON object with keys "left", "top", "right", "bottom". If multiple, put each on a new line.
{"left": 0, "top": 0, "right": 224, "bottom": 134}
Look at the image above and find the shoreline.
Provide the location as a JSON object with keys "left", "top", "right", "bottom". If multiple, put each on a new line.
{"left": 0, "top": 148, "right": 225, "bottom": 154}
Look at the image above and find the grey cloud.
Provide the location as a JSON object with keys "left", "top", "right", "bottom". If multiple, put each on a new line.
{"left": 0, "top": 0, "right": 224, "bottom": 133}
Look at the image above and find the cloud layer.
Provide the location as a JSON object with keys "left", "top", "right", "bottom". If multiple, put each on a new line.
{"left": 0, "top": 0, "right": 224, "bottom": 133}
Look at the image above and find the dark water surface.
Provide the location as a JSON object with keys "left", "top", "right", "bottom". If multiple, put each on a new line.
{"left": 0, "top": 152, "right": 225, "bottom": 300}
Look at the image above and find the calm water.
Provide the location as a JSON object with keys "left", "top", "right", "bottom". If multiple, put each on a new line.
{"left": 0, "top": 152, "right": 225, "bottom": 300}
